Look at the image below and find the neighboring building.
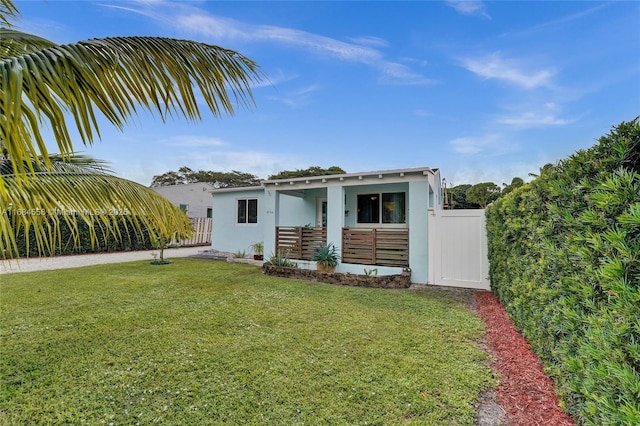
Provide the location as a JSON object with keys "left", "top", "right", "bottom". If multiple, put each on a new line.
{"left": 152, "top": 182, "right": 215, "bottom": 218}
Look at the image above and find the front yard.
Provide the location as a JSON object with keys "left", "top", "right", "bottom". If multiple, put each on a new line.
{"left": 1, "top": 259, "right": 494, "bottom": 425}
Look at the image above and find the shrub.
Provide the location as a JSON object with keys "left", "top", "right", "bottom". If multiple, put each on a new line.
{"left": 486, "top": 118, "right": 640, "bottom": 425}
{"left": 311, "top": 242, "right": 340, "bottom": 268}
{"left": 267, "top": 250, "right": 296, "bottom": 268}
{"left": 8, "top": 214, "right": 154, "bottom": 258}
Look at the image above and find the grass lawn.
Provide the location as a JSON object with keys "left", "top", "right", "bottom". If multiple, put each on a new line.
{"left": 1, "top": 259, "right": 495, "bottom": 425}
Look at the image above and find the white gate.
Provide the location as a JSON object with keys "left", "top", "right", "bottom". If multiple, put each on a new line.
{"left": 428, "top": 209, "right": 490, "bottom": 290}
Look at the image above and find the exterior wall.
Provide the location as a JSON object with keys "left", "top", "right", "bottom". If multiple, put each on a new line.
{"left": 278, "top": 191, "right": 320, "bottom": 227}
{"left": 263, "top": 190, "right": 322, "bottom": 257}
{"left": 211, "top": 189, "right": 264, "bottom": 254}
{"left": 407, "top": 180, "right": 430, "bottom": 284}
{"left": 152, "top": 183, "right": 214, "bottom": 218}
{"left": 343, "top": 183, "right": 409, "bottom": 228}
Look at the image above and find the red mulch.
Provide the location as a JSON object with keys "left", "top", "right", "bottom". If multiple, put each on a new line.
{"left": 475, "top": 291, "right": 575, "bottom": 426}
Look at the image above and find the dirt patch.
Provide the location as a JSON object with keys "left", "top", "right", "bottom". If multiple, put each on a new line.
{"left": 475, "top": 291, "right": 574, "bottom": 426}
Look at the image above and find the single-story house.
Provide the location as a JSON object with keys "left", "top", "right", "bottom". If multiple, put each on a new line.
{"left": 152, "top": 182, "right": 215, "bottom": 218}
{"left": 211, "top": 167, "right": 456, "bottom": 286}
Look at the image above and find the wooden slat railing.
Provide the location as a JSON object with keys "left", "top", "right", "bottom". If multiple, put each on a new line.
{"left": 342, "top": 227, "right": 409, "bottom": 267}
{"left": 276, "top": 226, "right": 326, "bottom": 260}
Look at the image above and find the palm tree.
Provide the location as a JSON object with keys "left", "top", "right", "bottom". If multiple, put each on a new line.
{"left": 0, "top": 0, "right": 263, "bottom": 258}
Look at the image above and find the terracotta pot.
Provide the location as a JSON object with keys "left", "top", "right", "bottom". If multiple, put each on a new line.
{"left": 253, "top": 255, "right": 263, "bottom": 261}
{"left": 316, "top": 263, "right": 336, "bottom": 273}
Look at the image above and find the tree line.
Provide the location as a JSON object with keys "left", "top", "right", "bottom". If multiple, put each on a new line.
{"left": 446, "top": 177, "right": 525, "bottom": 209}
{"left": 150, "top": 165, "right": 346, "bottom": 187}
{"left": 152, "top": 165, "right": 528, "bottom": 209}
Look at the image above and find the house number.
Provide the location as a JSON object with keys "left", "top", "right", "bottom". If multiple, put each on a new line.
{"left": 266, "top": 210, "right": 274, "bottom": 214}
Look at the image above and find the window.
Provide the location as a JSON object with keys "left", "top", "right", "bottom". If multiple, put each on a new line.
{"left": 237, "top": 199, "right": 258, "bottom": 224}
{"left": 357, "top": 192, "right": 405, "bottom": 224}
{"left": 179, "top": 204, "right": 188, "bottom": 213}
{"left": 206, "top": 208, "right": 213, "bottom": 219}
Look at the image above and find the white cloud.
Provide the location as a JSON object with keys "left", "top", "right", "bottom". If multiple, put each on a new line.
{"left": 503, "top": 3, "right": 609, "bottom": 37}
{"left": 446, "top": 0, "right": 490, "bottom": 19}
{"left": 449, "top": 133, "right": 516, "bottom": 155}
{"left": 175, "top": 150, "right": 301, "bottom": 180}
{"left": 108, "top": 1, "right": 433, "bottom": 86}
{"left": 497, "top": 112, "right": 574, "bottom": 128}
{"left": 460, "top": 52, "right": 555, "bottom": 89}
{"left": 347, "top": 36, "right": 389, "bottom": 48}
{"left": 266, "top": 84, "right": 322, "bottom": 107}
{"left": 378, "top": 62, "right": 436, "bottom": 86}
{"left": 160, "top": 135, "right": 227, "bottom": 147}
{"left": 446, "top": 161, "right": 538, "bottom": 187}
{"left": 496, "top": 102, "right": 578, "bottom": 128}
{"left": 413, "top": 109, "right": 432, "bottom": 117}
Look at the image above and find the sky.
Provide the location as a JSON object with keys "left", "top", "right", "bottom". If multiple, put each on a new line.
{"left": 12, "top": 0, "right": 640, "bottom": 187}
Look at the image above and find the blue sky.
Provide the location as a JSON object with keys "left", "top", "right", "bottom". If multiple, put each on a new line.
{"left": 13, "top": 0, "right": 640, "bottom": 187}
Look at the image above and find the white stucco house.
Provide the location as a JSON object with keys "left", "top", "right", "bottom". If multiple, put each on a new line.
{"left": 210, "top": 166, "right": 487, "bottom": 287}
{"left": 152, "top": 182, "right": 215, "bottom": 218}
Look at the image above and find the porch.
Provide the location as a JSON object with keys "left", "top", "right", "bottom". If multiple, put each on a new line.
{"left": 275, "top": 226, "right": 409, "bottom": 268}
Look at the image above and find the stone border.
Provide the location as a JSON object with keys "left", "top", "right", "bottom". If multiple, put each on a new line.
{"left": 263, "top": 264, "right": 411, "bottom": 289}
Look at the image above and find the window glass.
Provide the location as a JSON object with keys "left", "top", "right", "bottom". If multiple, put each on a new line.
{"left": 179, "top": 204, "right": 188, "bottom": 213}
{"left": 247, "top": 199, "right": 258, "bottom": 223}
{"left": 206, "top": 208, "right": 213, "bottom": 219}
{"left": 357, "top": 194, "right": 380, "bottom": 224}
{"left": 357, "top": 192, "right": 405, "bottom": 224}
{"left": 237, "top": 198, "right": 258, "bottom": 224}
{"left": 382, "top": 192, "right": 406, "bottom": 224}
{"left": 237, "top": 199, "right": 247, "bottom": 223}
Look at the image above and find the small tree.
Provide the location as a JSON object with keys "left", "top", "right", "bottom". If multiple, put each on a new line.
{"left": 501, "top": 177, "right": 524, "bottom": 196}
{"left": 466, "top": 182, "right": 501, "bottom": 208}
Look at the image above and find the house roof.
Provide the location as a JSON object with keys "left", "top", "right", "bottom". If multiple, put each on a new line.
{"left": 209, "top": 167, "right": 439, "bottom": 194}
{"left": 262, "top": 166, "right": 438, "bottom": 187}
{"left": 209, "top": 185, "right": 265, "bottom": 194}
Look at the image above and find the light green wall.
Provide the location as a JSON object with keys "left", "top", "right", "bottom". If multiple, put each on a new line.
{"left": 211, "top": 189, "right": 264, "bottom": 254}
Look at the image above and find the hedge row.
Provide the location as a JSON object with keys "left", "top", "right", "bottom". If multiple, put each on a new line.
{"left": 486, "top": 118, "right": 639, "bottom": 425}
{"left": 9, "top": 215, "right": 154, "bottom": 258}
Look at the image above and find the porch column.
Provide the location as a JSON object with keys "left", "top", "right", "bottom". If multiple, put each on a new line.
{"left": 263, "top": 189, "right": 280, "bottom": 259}
{"left": 326, "top": 185, "right": 344, "bottom": 255}
{"left": 408, "top": 180, "right": 429, "bottom": 284}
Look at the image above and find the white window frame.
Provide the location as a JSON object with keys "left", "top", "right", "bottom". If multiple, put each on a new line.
{"left": 236, "top": 198, "right": 258, "bottom": 225}
{"left": 356, "top": 191, "right": 406, "bottom": 227}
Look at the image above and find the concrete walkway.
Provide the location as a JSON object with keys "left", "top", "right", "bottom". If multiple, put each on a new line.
{"left": 0, "top": 246, "right": 210, "bottom": 274}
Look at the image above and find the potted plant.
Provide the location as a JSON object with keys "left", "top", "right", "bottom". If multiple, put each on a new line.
{"left": 312, "top": 242, "right": 339, "bottom": 273}
{"left": 250, "top": 241, "right": 264, "bottom": 260}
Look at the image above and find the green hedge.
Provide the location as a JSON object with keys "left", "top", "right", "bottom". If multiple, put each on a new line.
{"left": 486, "top": 118, "right": 640, "bottom": 425}
{"left": 10, "top": 215, "right": 154, "bottom": 258}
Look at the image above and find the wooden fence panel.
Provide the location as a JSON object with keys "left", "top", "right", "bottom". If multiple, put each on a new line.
{"left": 276, "top": 226, "right": 326, "bottom": 260}
{"left": 342, "top": 228, "right": 409, "bottom": 267}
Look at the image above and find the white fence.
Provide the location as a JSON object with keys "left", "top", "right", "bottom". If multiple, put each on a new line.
{"left": 180, "top": 218, "right": 212, "bottom": 246}
{"left": 428, "top": 209, "right": 490, "bottom": 290}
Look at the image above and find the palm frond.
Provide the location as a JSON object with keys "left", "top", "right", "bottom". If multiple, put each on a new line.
{"left": 0, "top": 36, "right": 263, "bottom": 183}
{"left": 0, "top": 152, "right": 113, "bottom": 175}
{"left": 1, "top": 171, "right": 192, "bottom": 258}
{"left": 0, "top": 29, "right": 57, "bottom": 59}
{"left": 0, "top": 0, "right": 18, "bottom": 28}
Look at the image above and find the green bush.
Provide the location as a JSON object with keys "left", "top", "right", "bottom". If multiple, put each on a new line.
{"left": 486, "top": 118, "right": 640, "bottom": 425}
{"left": 9, "top": 214, "right": 154, "bottom": 258}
